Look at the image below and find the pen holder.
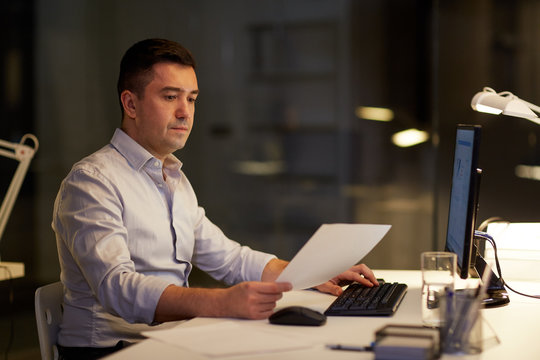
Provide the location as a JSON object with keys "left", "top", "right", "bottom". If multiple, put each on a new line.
{"left": 441, "top": 289, "right": 499, "bottom": 355}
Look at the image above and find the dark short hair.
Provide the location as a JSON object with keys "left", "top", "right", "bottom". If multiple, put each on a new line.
{"left": 117, "top": 38, "right": 196, "bottom": 115}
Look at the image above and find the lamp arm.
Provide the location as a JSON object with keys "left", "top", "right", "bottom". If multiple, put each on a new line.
{"left": 0, "top": 134, "right": 39, "bottom": 256}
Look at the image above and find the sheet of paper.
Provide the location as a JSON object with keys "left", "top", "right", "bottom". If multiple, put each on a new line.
{"left": 141, "top": 321, "right": 315, "bottom": 357}
{"left": 276, "top": 223, "right": 391, "bottom": 289}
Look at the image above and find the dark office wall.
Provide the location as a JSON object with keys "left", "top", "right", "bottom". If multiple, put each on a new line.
{"left": 435, "top": 0, "right": 540, "bottom": 248}
{"left": 0, "top": 0, "right": 538, "bottom": 284}
{"left": 0, "top": 0, "right": 36, "bottom": 269}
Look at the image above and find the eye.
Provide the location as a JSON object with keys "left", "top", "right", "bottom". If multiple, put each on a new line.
{"left": 165, "top": 94, "right": 177, "bottom": 101}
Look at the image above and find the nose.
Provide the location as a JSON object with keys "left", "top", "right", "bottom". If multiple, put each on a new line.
{"left": 175, "top": 98, "right": 190, "bottom": 120}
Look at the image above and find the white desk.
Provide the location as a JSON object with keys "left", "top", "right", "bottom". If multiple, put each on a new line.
{"left": 106, "top": 270, "right": 540, "bottom": 360}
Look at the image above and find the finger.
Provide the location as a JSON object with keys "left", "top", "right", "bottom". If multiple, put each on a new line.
{"left": 360, "top": 265, "right": 379, "bottom": 286}
{"left": 256, "top": 281, "right": 292, "bottom": 294}
{"left": 315, "top": 282, "right": 343, "bottom": 296}
{"left": 274, "top": 281, "right": 293, "bottom": 292}
{"left": 256, "top": 291, "right": 284, "bottom": 304}
{"left": 247, "top": 304, "right": 276, "bottom": 320}
{"left": 252, "top": 300, "right": 281, "bottom": 319}
{"left": 257, "top": 307, "right": 276, "bottom": 319}
{"left": 357, "top": 275, "right": 376, "bottom": 287}
{"left": 351, "top": 264, "right": 378, "bottom": 286}
{"left": 342, "top": 271, "right": 375, "bottom": 287}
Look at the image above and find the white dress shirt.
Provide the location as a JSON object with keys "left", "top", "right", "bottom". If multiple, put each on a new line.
{"left": 52, "top": 128, "right": 275, "bottom": 347}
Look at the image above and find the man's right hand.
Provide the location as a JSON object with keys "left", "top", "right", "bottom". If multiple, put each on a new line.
{"left": 154, "top": 281, "right": 292, "bottom": 322}
{"left": 222, "top": 281, "right": 292, "bottom": 319}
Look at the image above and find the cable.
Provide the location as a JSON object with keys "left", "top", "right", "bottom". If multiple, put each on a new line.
{"left": 475, "top": 231, "right": 540, "bottom": 300}
{"left": 477, "top": 217, "right": 508, "bottom": 232}
{"left": 0, "top": 266, "right": 15, "bottom": 360}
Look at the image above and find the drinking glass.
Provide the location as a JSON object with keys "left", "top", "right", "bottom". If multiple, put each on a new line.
{"left": 421, "top": 251, "right": 456, "bottom": 327}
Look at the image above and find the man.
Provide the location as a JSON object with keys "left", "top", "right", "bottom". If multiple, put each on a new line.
{"left": 52, "top": 38, "right": 378, "bottom": 359}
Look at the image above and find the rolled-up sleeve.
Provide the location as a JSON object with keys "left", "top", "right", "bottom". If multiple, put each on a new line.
{"left": 191, "top": 208, "right": 276, "bottom": 285}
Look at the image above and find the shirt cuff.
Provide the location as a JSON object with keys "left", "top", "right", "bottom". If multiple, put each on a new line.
{"left": 243, "top": 250, "right": 277, "bottom": 282}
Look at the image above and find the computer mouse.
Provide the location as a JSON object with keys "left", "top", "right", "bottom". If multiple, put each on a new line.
{"left": 268, "top": 306, "right": 327, "bottom": 326}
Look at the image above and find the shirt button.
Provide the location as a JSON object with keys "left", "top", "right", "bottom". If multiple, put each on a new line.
{"left": 154, "top": 161, "right": 160, "bottom": 167}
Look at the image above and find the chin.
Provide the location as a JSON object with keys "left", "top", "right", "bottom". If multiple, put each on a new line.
{"left": 167, "top": 136, "right": 189, "bottom": 151}
{"left": 174, "top": 141, "right": 188, "bottom": 151}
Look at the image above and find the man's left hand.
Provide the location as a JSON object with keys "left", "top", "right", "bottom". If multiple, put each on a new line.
{"left": 314, "top": 264, "right": 379, "bottom": 296}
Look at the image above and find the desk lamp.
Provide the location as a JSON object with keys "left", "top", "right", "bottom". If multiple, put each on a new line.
{"left": 0, "top": 134, "right": 39, "bottom": 260}
{"left": 471, "top": 87, "right": 540, "bottom": 125}
{"left": 471, "top": 89, "right": 540, "bottom": 300}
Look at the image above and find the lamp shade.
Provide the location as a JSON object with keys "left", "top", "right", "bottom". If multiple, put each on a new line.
{"left": 471, "top": 90, "right": 505, "bottom": 115}
{"left": 471, "top": 87, "right": 539, "bottom": 121}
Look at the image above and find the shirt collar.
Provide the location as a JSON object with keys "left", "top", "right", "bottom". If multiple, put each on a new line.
{"left": 110, "top": 128, "right": 183, "bottom": 173}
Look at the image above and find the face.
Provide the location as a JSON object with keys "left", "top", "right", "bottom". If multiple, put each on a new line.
{"left": 121, "top": 62, "right": 199, "bottom": 162}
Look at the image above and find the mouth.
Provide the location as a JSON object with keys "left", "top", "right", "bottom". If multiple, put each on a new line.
{"left": 170, "top": 125, "right": 189, "bottom": 132}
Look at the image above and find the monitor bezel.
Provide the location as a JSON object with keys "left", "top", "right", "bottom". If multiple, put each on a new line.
{"left": 444, "top": 124, "right": 482, "bottom": 279}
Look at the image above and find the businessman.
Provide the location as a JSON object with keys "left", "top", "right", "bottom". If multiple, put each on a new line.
{"left": 52, "top": 38, "right": 378, "bottom": 359}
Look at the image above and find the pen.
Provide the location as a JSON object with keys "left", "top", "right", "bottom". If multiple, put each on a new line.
{"left": 326, "top": 344, "right": 373, "bottom": 352}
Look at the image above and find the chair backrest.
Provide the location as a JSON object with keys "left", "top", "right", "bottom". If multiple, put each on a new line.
{"left": 35, "top": 281, "right": 63, "bottom": 360}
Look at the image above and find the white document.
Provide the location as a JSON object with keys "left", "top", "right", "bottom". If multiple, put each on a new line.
{"left": 276, "top": 223, "right": 391, "bottom": 289}
{"left": 141, "top": 321, "right": 315, "bottom": 357}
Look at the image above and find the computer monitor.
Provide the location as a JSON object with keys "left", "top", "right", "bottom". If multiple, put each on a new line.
{"left": 444, "top": 124, "right": 509, "bottom": 307}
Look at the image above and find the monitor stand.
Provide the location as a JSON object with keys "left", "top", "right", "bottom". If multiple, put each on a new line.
{"left": 469, "top": 240, "right": 510, "bottom": 308}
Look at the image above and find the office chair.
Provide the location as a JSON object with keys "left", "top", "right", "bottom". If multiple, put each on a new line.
{"left": 35, "top": 281, "right": 63, "bottom": 360}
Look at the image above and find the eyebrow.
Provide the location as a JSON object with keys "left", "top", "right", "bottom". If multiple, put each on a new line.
{"left": 161, "top": 86, "right": 199, "bottom": 95}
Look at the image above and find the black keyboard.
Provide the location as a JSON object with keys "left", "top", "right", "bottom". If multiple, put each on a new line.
{"left": 324, "top": 279, "right": 408, "bottom": 316}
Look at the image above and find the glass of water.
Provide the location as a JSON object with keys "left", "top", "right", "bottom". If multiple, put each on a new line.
{"left": 421, "top": 251, "right": 456, "bottom": 328}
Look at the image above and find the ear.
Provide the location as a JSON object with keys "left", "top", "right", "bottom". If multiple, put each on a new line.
{"left": 120, "top": 90, "right": 137, "bottom": 119}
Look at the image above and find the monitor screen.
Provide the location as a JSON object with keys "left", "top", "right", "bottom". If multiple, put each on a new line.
{"left": 445, "top": 124, "right": 482, "bottom": 279}
{"left": 444, "top": 124, "right": 509, "bottom": 307}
